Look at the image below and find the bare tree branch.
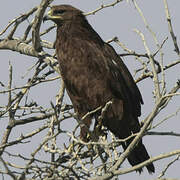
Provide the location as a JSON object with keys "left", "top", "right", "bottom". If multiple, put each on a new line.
{"left": 0, "top": 1, "right": 179, "bottom": 179}
{"left": 32, "top": 0, "right": 53, "bottom": 51}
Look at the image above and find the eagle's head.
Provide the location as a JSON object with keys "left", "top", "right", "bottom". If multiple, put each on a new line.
{"left": 43, "top": 5, "right": 83, "bottom": 25}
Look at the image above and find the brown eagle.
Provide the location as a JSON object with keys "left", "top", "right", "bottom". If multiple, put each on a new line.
{"left": 43, "top": 5, "right": 155, "bottom": 173}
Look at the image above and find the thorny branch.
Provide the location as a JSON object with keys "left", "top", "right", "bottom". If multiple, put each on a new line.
{"left": 0, "top": 0, "right": 180, "bottom": 179}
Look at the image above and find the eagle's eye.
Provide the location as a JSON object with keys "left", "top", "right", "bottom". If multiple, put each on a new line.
{"left": 53, "top": 10, "right": 66, "bottom": 15}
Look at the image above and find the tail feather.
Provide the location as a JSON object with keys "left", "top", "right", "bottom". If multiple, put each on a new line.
{"left": 122, "top": 139, "right": 155, "bottom": 173}
{"left": 103, "top": 115, "right": 155, "bottom": 173}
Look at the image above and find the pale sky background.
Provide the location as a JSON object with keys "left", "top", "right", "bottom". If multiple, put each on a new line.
{"left": 0, "top": 0, "right": 180, "bottom": 179}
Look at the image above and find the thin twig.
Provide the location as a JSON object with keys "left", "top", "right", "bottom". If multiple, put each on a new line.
{"left": 85, "top": 0, "right": 123, "bottom": 16}
{"left": 163, "top": 0, "right": 180, "bottom": 55}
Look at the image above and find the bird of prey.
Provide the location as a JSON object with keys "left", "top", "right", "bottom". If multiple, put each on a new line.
{"left": 43, "top": 5, "right": 155, "bottom": 173}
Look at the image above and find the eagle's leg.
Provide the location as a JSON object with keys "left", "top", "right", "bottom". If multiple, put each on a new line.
{"left": 80, "top": 116, "right": 92, "bottom": 142}
{"left": 80, "top": 113, "right": 102, "bottom": 142}
{"left": 94, "top": 117, "right": 105, "bottom": 138}
{"left": 94, "top": 101, "right": 113, "bottom": 139}
{"left": 66, "top": 115, "right": 92, "bottom": 153}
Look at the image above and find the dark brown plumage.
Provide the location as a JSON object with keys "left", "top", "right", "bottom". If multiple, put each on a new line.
{"left": 44, "top": 5, "right": 155, "bottom": 173}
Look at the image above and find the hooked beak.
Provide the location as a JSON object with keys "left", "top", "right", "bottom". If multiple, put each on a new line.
{"left": 43, "top": 10, "right": 52, "bottom": 23}
{"left": 43, "top": 9, "right": 63, "bottom": 23}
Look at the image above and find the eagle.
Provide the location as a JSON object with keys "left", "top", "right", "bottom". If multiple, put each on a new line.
{"left": 43, "top": 5, "right": 155, "bottom": 173}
